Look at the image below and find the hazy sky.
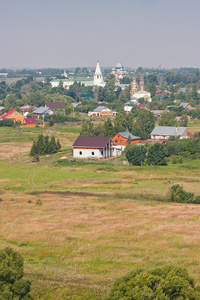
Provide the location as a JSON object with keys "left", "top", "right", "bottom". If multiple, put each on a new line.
{"left": 0, "top": 0, "right": 199, "bottom": 69}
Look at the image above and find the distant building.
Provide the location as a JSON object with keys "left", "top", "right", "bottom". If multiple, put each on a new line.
{"left": 50, "top": 61, "right": 105, "bottom": 89}
{"left": 111, "top": 61, "right": 128, "bottom": 85}
{"left": 177, "top": 88, "right": 186, "bottom": 94}
{"left": 113, "top": 131, "right": 141, "bottom": 151}
{"left": 179, "top": 102, "right": 194, "bottom": 110}
{"left": 137, "top": 104, "right": 149, "bottom": 110}
{"left": 73, "top": 136, "right": 116, "bottom": 159}
{"left": 3, "top": 110, "right": 25, "bottom": 123}
{"left": 20, "top": 105, "right": 36, "bottom": 115}
{"left": 33, "top": 107, "right": 59, "bottom": 119}
{"left": 94, "top": 61, "right": 106, "bottom": 87}
{"left": 88, "top": 106, "right": 117, "bottom": 117}
{"left": 151, "top": 126, "right": 190, "bottom": 140}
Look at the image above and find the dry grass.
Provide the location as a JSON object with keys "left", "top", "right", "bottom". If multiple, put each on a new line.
{"left": 0, "top": 124, "right": 200, "bottom": 299}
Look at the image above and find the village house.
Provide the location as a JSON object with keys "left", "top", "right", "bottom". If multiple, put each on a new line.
{"left": 3, "top": 110, "right": 25, "bottom": 123}
{"left": 88, "top": 106, "right": 117, "bottom": 117}
{"left": 137, "top": 104, "right": 149, "bottom": 110}
{"left": 150, "top": 126, "right": 192, "bottom": 140}
{"left": 33, "top": 107, "right": 59, "bottom": 119}
{"left": 20, "top": 118, "right": 36, "bottom": 128}
{"left": 20, "top": 105, "right": 36, "bottom": 116}
{"left": 73, "top": 136, "right": 116, "bottom": 159}
{"left": 177, "top": 88, "right": 186, "bottom": 94}
{"left": 179, "top": 102, "right": 194, "bottom": 110}
{"left": 112, "top": 132, "right": 141, "bottom": 151}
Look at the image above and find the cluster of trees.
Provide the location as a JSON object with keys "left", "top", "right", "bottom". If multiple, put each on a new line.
{"left": 80, "top": 109, "right": 156, "bottom": 140}
{"left": 126, "top": 143, "right": 167, "bottom": 166}
{"left": 0, "top": 247, "right": 31, "bottom": 299}
{"left": 107, "top": 265, "right": 200, "bottom": 299}
{"left": 126, "top": 137, "right": 200, "bottom": 165}
{"left": 30, "top": 134, "right": 61, "bottom": 156}
{"left": 126, "top": 136, "right": 200, "bottom": 166}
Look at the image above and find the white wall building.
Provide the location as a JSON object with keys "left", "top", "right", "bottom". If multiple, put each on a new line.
{"left": 73, "top": 136, "right": 116, "bottom": 159}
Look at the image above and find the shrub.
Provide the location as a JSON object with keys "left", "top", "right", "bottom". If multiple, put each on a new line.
{"left": 0, "top": 247, "right": 31, "bottom": 299}
{"left": 106, "top": 265, "right": 200, "bottom": 299}
{"left": 168, "top": 184, "right": 200, "bottom": 204}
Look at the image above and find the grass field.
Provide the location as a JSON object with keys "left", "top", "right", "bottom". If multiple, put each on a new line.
{"left": 1, "top": 123, "right": 200, "bottom": 299}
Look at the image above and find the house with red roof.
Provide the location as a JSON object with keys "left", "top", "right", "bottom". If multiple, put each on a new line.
{"left": 3, "top": 110, "right": 25, "bottom": 123}
{"left": 137, "top": 104, "right": 149, "bottom": 110}
{"left": 73, "top": 136, "right": 116, "bottom": 159}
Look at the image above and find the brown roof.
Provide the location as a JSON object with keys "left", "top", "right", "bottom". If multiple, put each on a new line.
{"left": 45, "top": 102, "right": 66, "bottom": 109}
{"left": 73, "top": 136, "right": 113, "bottom": 148}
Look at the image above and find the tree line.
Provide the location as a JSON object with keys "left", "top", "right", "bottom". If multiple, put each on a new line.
{"left": 126, "top": 136, "right": 200, "bottom": 166}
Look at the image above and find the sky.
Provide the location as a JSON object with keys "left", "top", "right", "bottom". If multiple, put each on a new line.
{"left": 0, "top": 0, "right": 200, "bottom": 69}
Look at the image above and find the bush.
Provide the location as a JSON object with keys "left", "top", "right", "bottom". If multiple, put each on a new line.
{"left": 106, "top": 265, "right": 200, "bottom": 299}
{"left": 168, "top": 184, "right": 200, "bottom": 204}
{"left": 0, "top": 247, "right": 31, "bottom": 299}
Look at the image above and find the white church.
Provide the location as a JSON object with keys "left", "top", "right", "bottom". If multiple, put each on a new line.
{"left": 50, "top": 61, "right": 105, "bottom": 89}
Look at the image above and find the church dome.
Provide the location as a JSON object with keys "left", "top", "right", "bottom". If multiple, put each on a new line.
{"left": 115, "top": 61, "right": 123, "bottom": 69}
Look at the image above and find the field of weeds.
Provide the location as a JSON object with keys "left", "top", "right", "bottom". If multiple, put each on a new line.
{"left": 0, "top": 124, "right": 200, "bottom": 299}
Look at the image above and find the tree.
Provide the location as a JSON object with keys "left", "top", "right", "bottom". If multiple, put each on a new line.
{"left": 126, "top": 145, "right": 147, "bottom": 165}
{"left": 80, "top": 120, "right": 94, "bottom": 136}
{"left": 146, "top": 143, "right": 167, "bottom": 165}
{"left": 49, "top": 136, "right": 57, "bottom": 153}
{"left": 114, "top": 108, "right": 128, "bottom": 133}
{"left": 104, "top": 118, "right": 115, "bottom": 137}
{"left": 179, "top": 115, "right": 188, "bottom": 127}
{"left": 0, "top": 247, "right": 31, "bottom": 299}
{"left": 106, "top": 265, "right": 200, "bottom": 300}
{"left": 132, "top": 110, "right": 155, "bottom": 140}
{"left": 158, "top": 111, "right": 177, "bottom": 126}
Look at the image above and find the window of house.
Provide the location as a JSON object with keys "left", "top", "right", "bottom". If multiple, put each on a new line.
{"left": 79, "top": 151, "right": 82, "bottom": 155}
{"left": 121, "top": 140, "right": 123, "bottom": 143}
{"left": 101, "top": 151, "right": 103, "bottom": 155}
{"left": 115, "top": 140, "right": 117, "bottom": 142}
{"left": 91, "top": 152, "right": 94, "bottom": 155}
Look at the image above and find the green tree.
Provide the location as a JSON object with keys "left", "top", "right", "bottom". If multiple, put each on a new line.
{"left": 107, "top": 265, "right": 200, "bottom": 300}
{"left": 132, "top": 110, "right": 155, "bottom": 140}
{"left": 49, "top": 136, "right": 57, "bottom": 153}
{"left": 158, "top": 111, "right": 177, "bottom": 126}
{"left": 30, "top": 141, "right": 37, "bottom": 156}
{"left": 114, "top": 108, "right": 128, "bottom": 133}
{"left": 146, "top": 143, "right": 167, "bottom": 165}
{"left": 80, "top": 120, "right": 94, "bottom": 136}
{"left": 0, "top": 247, "right": 31, "bottom": 299}
{"left": 104, "top": 118, "right": 115, "bottom": 137}
{"left": 126, "top": 145, "right": 147, "bottom": 165}
{"left": 179, "top": 115, "right": 188, "bottom": 127}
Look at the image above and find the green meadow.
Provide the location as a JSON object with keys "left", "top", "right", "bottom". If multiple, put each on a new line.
{"left": 0, "top": 124, "right": 200, "bottom": 299}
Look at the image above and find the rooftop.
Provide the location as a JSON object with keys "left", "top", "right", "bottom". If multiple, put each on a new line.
{"left": 73, "top": 136, "right": 113, "bottom": 148}
{"left": 151, "top": 126, "right": 187, "bottom": 136}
